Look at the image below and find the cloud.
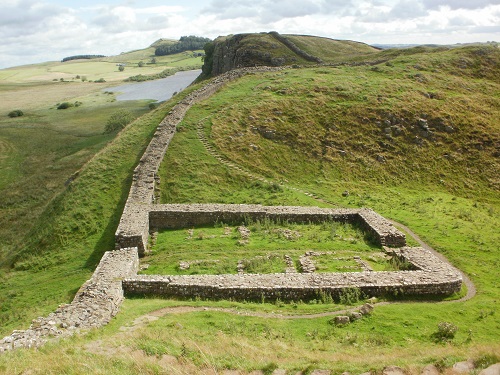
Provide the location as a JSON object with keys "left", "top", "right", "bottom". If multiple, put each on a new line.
{"left": 448, "top": 16, "right": 476, "bottom": 26}
{"left": 0, "top": 0, "right": 66, "bottom": 36}
{"left": 265, "top": 0, "right": 321, "bottom": 21}
{"left": 422, "top": 0, "right": 500, "bottom": 10}
{"left": 0, "top": 0, "right": 499, "bottom": 69}
{"left": 390, "top": 0, "right": 428, "bottom": 19}
{"left": 202, "top": 0, "right": 352, "bottom": 23}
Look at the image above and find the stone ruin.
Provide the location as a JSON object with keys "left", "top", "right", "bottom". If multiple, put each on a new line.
{"left": 0, "top": 66, "right": 463, "bottom": 352}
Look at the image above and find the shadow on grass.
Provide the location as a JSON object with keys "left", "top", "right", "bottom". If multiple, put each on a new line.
{"left": 83, "top": 175, "right": 133, "bottom": 271}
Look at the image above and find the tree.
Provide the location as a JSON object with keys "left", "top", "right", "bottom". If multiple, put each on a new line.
{"left": 155, "top": 36, "right": 211, "bottom": 56}
{"left": 138, "top": 61, "right": 144, "bottom": 67}
{"left": 118, "top": 65, "right": 125, "bottom": 72}
{"left": 104, "top": 110, "right": 134, "bottom": 133}
{"left": 202, "top": 42, "right": 215, "bottom": 76}
{"left": 8, "top": 109, "right": 23, "bottom": 118}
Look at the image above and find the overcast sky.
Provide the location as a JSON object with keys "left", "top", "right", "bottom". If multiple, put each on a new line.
{"left": 1, "top": 0, "right": 499, "bottom": 69}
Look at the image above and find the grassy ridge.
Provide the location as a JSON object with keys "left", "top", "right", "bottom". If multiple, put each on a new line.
{"left": 287, "top": 34, "right": 380, "bottom": 63}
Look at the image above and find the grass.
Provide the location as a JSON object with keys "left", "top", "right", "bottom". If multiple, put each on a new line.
{"left": 0, "top": 50, "right": 203, "bottom": 336}
{"left": 0, "top": 42, "right": 499, "bottom": 372}
{"left": 142, "top": 220, "right": 382, "bottom": 275}
{"left": 0, "top": 297, "right": 499, "bottom": 374}
{"left": 150, "top": 44, "right": 500, "bottom": 370}
{"left": 286, "top": 34, "right": 380, "bottom": 63}
{"left": 0, "top": 50, "right": 203, "bottom": 84}
{"left": 0, "top": 82, "right": 152, "bottom": 266}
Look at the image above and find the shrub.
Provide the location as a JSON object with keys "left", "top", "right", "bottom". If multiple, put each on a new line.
{"left": 104, "top": 110, "right": 134, "bottom": 133}
{"left": 138, "top": 61, "right": 144, "bottom": 67}
{"left": 339, "top": 287, "right": 361, "bottom": 305}
{"left": 57, "top": 102, "right": 73, "bottom": 110}
{"left": 433, "top": 321, "right": 458, "bottom": 342}
{"left": 118, "top": 65, "right": 125, "bottom": 72}
{"left": 8, "top": 109, "right": 23, "bottom": 118}
{"left": 94, "top": 78, "right": 106, "bottom": 83}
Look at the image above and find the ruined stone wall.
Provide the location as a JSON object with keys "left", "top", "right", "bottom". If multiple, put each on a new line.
{"left": 357, "top": 209, "right": 406, "bottom": 247}
{"left": 115, "top": 67, "right": 286, "bottom": 255}
{"left": 148, "top": 204, "right": 405, "bottom": 247}
{"left": 123, "top": 247, "right": 462, "bottom": 302}
{"left": 118, "top": 203, "right": 406, "bottom": 257}
{"left": 149, "top": 204, "right": 357, "bottom": 229}
{"left": 1, "top": 64, "right": 464, "bottom": 354}
{"left": 0, "top": 248, "right": 139, "bottom": 352}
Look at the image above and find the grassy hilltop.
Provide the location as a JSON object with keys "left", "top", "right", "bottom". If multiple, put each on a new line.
{"left": 0, "top": 35, "right": 499, "bottom": 373}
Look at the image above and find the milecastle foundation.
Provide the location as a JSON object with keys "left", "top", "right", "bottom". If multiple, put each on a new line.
{"left": 0, "top": 66, "right": 463, "bottom": 352}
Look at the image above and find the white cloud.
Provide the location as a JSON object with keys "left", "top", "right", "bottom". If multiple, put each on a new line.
{"left": 422, "top": 0, "right": 500, "bottom": 10}
{"left": 0, "top": 0, "right": 499, "bottom": 69}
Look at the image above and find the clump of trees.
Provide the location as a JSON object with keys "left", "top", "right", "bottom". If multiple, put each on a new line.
{"left": 104, "top": 110, "right": 134, "bottom": 133}
{"left": 56, "top": 101, "right": 82, "bottom": 110}
{"left": 201, "top": 42, "right": 215, "bottom": 76}
{"left": 155, "top": 36, "right": 211, "bottom": 56}
{"left": 61, "top": 55, "right": 105, "bottom": 62}
{"left": 8, "top": 109, "right": 24, "bottom": 118}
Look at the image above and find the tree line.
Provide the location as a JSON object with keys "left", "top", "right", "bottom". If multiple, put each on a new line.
{"left": 61, "top": 55, "right": 106, "bottom": 62}
{"left": 155, "top": 36, "right": 211, "bottom": 56}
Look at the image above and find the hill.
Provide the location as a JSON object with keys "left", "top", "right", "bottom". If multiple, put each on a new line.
{"left": 204, "top": 31, "right": 380, "bottom": 76}
{"left": 0, "top": 35, "right": 499, "bottom": 373}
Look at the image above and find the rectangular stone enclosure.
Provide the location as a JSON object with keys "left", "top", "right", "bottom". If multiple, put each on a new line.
{"left": 119, "top": 204, "right": 462, "bottom": 301}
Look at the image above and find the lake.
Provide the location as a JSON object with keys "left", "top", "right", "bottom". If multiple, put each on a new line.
{"left": 106, "top": 69, "right": 201, "bottom": 102}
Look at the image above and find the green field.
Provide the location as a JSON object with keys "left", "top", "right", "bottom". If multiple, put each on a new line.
{"left": 142, "top": 220, "right": 383, "bottom": 275}
{"left": 0, "top": 40, "right": 499, "bottom": 374}
{"left": 0, "top": 48, "right": 203, "bottom": 84}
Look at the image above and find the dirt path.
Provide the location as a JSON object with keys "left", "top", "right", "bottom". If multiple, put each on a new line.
{"left": 388, "top": 220, "right": 476, "bottom": 302}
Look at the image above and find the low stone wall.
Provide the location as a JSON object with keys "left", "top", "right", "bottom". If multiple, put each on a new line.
{"left": 115, "top": 67, "right": 286, "bottom": 255}
{"left": 0, "top": 248, "right": 139, "bottom": 352}
{"left": 116, "top": 203, "right": 406, "bottom": 257}
{"left": 123, "top": 247, "right": 462, "bottom": 302}
{"left": 357, "top": 209, "right": 406, "bottom": 247}
{"left": 149, "top": 204, "right": 356, "bottom": 227}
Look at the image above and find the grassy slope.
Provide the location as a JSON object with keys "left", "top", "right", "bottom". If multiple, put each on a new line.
{"left": 286, "top": 34, "right": 380, "bottom": 63}
{"left": 156, "top": 45, "right": 500, "bottom": 368}
{"left": 0, "top": 44, "right": 204, "bottom": 334}
{"left": 0, "top": 85, "right": 199, "bottom": 336}
{"left": 0, "top": 43, "right": 499, "bottom": 373}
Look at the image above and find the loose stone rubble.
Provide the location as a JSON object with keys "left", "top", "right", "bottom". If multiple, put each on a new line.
{"left": 0, "top": 248, "right": 138, "bottom": 352}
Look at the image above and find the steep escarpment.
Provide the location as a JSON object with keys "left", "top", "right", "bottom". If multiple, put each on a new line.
{"left": 205, "top": 32, "right": 379, "bottom": 76}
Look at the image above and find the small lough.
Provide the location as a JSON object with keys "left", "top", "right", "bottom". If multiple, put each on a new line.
{"left": 106, "top": 69, "right": 201, "bottom": 102}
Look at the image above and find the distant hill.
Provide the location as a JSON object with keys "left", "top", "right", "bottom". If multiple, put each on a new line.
{"left": 202, "top": 32, "right": 380, "bottom": 76}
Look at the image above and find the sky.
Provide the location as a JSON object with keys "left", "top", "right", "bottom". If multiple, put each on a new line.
{"left": 1, "top": 0, "right": 499, "bottom": 69}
